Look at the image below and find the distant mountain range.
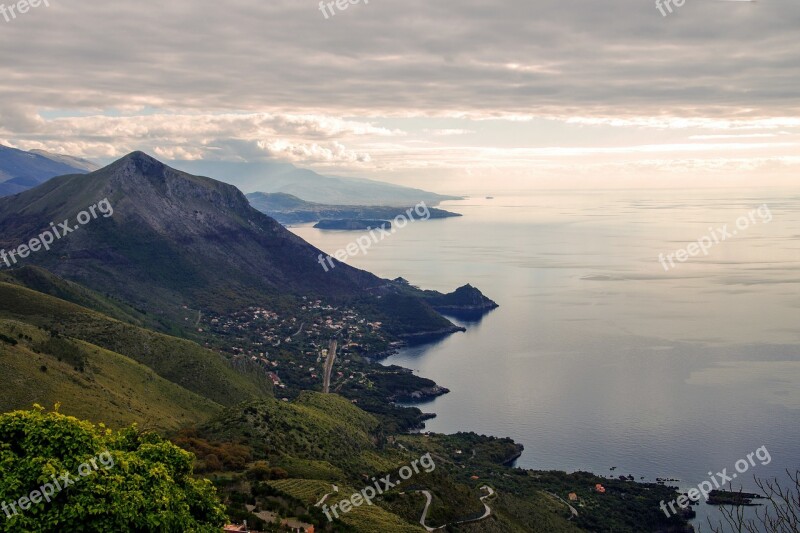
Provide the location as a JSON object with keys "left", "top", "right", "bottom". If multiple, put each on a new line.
{"left": 246, "top": 192, "right": 462, "bottom": 225}
{"left": 170, "top": 159, "right": 462, "bottom": 206}
{"left": 0, "top": 144, "right": 460, "bottom": 207}
{"left": 0, "top": 144, "right": 99, "bottom": 197}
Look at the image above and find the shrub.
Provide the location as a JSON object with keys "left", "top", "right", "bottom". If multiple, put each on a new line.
{"left": 0, "top": 406, "right": 227, "bottom": 532}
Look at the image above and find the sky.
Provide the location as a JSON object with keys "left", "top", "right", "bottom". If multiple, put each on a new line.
{"left": 0, "top": 0, "right": 798, "bottom": 194}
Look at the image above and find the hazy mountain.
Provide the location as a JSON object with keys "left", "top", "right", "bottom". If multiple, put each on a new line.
{"left": 246, "top": 192, "right": 462, "bottom": 225}
{"left": 169, "top": 159, "right": 461, "bottom": 206}
{"left": 0, "top": 144, "right": 98, "bottom": 197}
{"left": 29, "top": 149, "right": 100, "bottom": 172}
{"left": 0, "top": 152, "right": 477, "bottom": 336}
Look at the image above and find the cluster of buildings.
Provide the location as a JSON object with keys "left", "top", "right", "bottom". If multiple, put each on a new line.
{"left": 193, "top": 298, "right": 390, "bottom": 393}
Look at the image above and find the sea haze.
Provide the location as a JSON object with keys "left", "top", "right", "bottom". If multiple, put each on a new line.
{"left": 291, "top": 189, "right": 800, "bottom": 526}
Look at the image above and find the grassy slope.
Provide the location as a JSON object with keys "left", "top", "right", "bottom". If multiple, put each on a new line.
{"left": 0, "top": 266, "right": 149, "bottom": 327}
{"left": 268, "top": 479, "right": 426, "bottom": 533}
{"left": 0, "top": 319, "right": 221, "bottom": 429}
{"left": 205, "top": 393, "right": 430, "bottom": 532}
{"left": 0, "top": 282, "right": 272, "bottom": 407}
{"left": 200, "top": 392, "right": 584, "bottom": 533}
{"left": 202, "top": 392, "right": 404, "bottom": 474}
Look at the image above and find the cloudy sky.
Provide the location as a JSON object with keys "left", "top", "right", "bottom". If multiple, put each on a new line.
{"left": 1, "top": 0, "right": 798, "bottom": 193}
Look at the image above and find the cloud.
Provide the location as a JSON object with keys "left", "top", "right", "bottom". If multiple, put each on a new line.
{"left": 424, "top": 129, "right": 475, "bottom": 136}
{"left": 2, "top": 112, "right": 395, "bottom": 164}
{"left": 257, "top": 139, "right": 372, "bottom": 163}
{"left": 0, "top": 0, "right": 797, "bottom": 118}
{"left": 1, "top": 0, "right": 799, "bottom": 189}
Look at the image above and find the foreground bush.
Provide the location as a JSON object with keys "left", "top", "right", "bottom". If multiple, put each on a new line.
{"left": 0, "top": 406, "right": 226, "bottom": 532}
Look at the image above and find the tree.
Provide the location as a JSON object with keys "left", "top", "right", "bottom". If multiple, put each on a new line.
{"left": 708, "top": 470, "right": 800, "bottom": 533}
{"left": 0, "top": 406, "right": 227, "bottom": 532}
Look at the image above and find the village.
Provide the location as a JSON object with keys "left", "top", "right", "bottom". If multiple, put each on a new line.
{"left": 188, "top": 297, "right": 404, "bottom": 398}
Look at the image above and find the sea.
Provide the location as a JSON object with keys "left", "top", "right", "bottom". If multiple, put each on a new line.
{"left": 291, "top": 189, "right": 800, "bottom": 530}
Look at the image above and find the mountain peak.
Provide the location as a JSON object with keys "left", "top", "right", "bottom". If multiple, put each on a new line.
{"left": 116, "top": 150, "right": 169, "bottom": 174}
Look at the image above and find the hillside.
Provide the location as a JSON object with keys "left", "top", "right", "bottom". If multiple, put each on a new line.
{"left": 0, "top": 281, "right": 272, "bottom": 407}
{"left": 183, "top": 393, "right": 689, "bottom": 533}
{"left": 0, "top": 266, "right": 150, "bottom": 328}
{"left": 194, "top": 393, "right": 495, "bottom": 531}
{"left": 28, "top": 149, "right": 99, "bottom": 171}
{"left": 246, "top": 192, "right": 461, "bottom": 225}
{"left": 0, "top": 320, "right": 222, "bottom": 429}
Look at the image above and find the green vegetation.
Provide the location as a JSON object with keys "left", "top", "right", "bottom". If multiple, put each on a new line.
{"left": 198, "top": 392, "right": 403, "bottom": 474}
{"left": 0, "top": 320, "right": 221, "bottom": 429}
{"left": 0, "top": 282, "right": 272, "bottom": 407}
{"left": 355, "top": 293, "right": 459, "bottom": 337}
{"left": 0, "top": 407, "right": 226, "bottom": 532}
{"left": 0, "top": 266, "right": 150, "bottom": 329}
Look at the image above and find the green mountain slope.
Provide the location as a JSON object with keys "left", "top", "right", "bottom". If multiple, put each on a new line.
{"left": 0, "top": 265, "right": 149, "bottom": 327}
{"left": 189, "top": 393, "right": 596, "bottom": 532}
{"left": 0, "top": 281, "right": 272, "bottom": 407}
{"left": 0, "top": 319, "right": 221, "bottom": 429}
{"left": 200, "top": 392, "right": 400, "bottom": 474}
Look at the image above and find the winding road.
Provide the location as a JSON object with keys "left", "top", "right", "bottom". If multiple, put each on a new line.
{"left": 545, "top": 491, "right": 579, "bottom": 520}
{"left": 314, "top": 484, "right": 339, "bottom": 508}
{"left": 417, "top": 485, "right": 495, "bottom": 531}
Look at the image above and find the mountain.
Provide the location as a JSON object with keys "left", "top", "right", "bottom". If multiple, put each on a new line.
{"left": 29, "top": 149, "right": 99, "bottom": 172}
{"left": 169, "top": 159, "right": 462, "bottom": 206}
{"left": 246, "top": 192, "right": 462, "bottom": 225}
{"left": 0, "top": 144, "right": 98, "bottom": 197}
{"left": 0, "top": 152, "right": 480, "bottom": 337}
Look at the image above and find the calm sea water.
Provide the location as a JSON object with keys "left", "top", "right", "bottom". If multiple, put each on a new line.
{"left": 291, "top": 190, "right": 800, "bottom": 529}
